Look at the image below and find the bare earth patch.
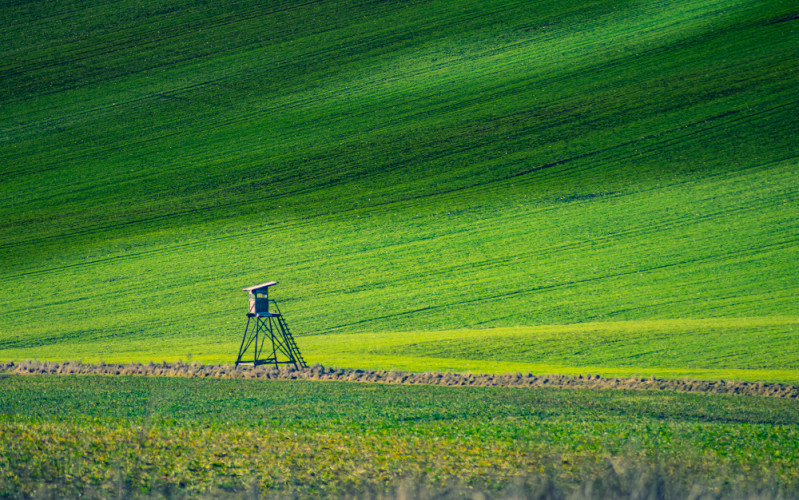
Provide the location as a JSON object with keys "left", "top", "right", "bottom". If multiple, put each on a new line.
{"left": 4, "top": 360, "right": 797, "bottom": 399}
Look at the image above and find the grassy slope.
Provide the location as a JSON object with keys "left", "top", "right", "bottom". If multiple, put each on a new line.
{"left": 1, "top": 0, "right": 797, "bottom": 377}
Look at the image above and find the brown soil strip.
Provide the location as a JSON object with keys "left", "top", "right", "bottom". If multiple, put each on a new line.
{"left": 3, "top": 360, "right": 797, "bottom": 399}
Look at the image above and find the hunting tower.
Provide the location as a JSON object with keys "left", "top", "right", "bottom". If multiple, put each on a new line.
{"left": 236, "top": 282, "right": 306, "bottom": 368}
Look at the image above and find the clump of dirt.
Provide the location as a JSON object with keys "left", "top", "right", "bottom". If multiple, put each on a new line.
{"left": 3, "top": 360, "right": 797, "bottom": 399}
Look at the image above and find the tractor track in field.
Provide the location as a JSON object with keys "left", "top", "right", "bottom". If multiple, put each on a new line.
{"left": 3, "top": 360, "right": 797, "bottom": 399}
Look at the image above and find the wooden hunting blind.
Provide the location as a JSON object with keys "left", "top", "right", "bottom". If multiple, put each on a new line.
{"left": 236, "top": 281, "right": 306, "bottom": 368}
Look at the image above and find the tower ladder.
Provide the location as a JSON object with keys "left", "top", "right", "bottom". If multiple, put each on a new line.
{"left": 277, "top": 315, "right": 307, "bottom": 368}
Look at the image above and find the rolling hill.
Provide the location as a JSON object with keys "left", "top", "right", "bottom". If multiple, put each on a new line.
{"left": 1, "top": 0, "right": 797, "bottom": 380}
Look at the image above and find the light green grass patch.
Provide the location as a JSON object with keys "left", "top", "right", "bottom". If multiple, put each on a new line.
{"left": 299, "top": 317, "right": 799, "bottom": 383}
{"left": 8, "top": 317, "right": 796, "bottom": 384}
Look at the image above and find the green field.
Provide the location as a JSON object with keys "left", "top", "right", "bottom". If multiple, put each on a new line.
{"left": 1, "top": 375, "right": 798, "bottom": 498}
{"left": 2, "top": 0, "right": 798, "bottom": 372}
{"left": 4, "top": 1, "right": 799, "bottom": 497}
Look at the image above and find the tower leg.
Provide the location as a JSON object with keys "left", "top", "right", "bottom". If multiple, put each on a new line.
{"left": 253, "top": 317, "right": 259, "bottom": 365}
{"left": 236, "top": 316, "right": 252, "bottom": 366}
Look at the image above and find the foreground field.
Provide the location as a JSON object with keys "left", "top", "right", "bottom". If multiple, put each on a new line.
{"left": 0, "top": 375, "right": 799, "bottom": 496}
{"left": 1, "top": 375, "right": 798, "bottom": 498}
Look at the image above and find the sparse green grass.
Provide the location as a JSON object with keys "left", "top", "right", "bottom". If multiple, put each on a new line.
{"left": 1, "top": 0, "right": 798, "bottom": 376}
{"left": 1, "top": 375, "right": 798, "bottom": 498}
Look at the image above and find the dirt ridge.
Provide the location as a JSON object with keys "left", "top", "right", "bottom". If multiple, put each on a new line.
{"left": 3, "top": 360, "right": 797, "bottom": 399}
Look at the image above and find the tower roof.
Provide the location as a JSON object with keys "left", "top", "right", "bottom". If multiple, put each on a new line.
{"left": 243, "top": 281, "right": 277, "bottom": 293}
